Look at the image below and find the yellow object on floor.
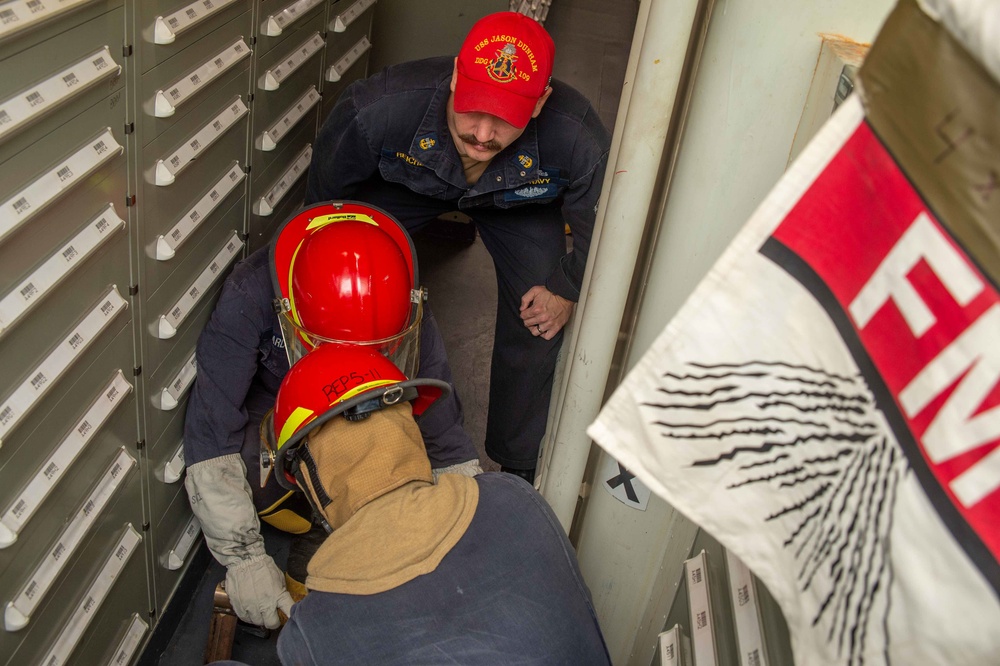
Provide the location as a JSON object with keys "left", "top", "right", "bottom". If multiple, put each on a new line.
{"left": 285, "top": 572, "right": 309, "bottom": 604}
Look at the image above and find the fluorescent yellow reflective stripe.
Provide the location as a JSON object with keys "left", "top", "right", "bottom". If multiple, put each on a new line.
{"left": 306, "top": 213, "right": 377, "bottom": 230}
{"left": 279, "top": 380, "right": 400, "bottom": 448}
{"left": 337, "top": 379, "right": 397, "bottom": 403}
{"left": 279, "top": 406, "right": 315, "bottom": 448}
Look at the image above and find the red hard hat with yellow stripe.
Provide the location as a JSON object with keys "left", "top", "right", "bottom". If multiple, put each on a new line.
{"left": 262, "top": 344, "right": 449, "bottom": 491}
{"left": 269, "top": 201, "right": 425, "bottom": 375}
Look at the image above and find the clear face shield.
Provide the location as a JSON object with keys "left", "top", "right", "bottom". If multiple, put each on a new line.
{"left": 275, "top": 288, "right": 425, "bottom": 376}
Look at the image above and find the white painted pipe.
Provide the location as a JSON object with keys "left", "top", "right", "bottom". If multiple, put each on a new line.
{"left": 538, "top": 0, "right": 707, "bottom": 531}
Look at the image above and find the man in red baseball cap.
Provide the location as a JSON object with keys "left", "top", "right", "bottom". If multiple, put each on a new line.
{"left": 306, "top": 11, "right": 611, "bottom": 484}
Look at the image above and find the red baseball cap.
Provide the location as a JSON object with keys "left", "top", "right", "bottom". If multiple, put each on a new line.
{"left": 454, "top": 12, "right": 555, "bottom": 129}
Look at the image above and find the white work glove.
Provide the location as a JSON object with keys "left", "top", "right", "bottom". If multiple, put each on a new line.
{"left": 226, "top": 555, "right": 293, "bottom": 628}
{"left": 432, "top": 459, "right": 484, "bottom": 482}
{"left": 186, "top": 454, "right": 294, "bottom": 629}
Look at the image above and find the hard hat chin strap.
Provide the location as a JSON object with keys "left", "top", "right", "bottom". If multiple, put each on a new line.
{"left": 293, "top": 448, "right": 334, "bottom": 535}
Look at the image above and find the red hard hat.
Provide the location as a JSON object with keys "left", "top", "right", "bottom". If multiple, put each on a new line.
{"left": 289, "top": 220, "right": 411, "bottom": 342}
{"left": 270, "top": 201, "right": 421, "bottom": 357}
{"left": 270, "top": 344, "right": 449, "bottom": 490}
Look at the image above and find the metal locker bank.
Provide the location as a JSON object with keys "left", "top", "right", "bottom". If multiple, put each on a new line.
{"left": 0, "top": 0, "right": 382, "bottom": 662}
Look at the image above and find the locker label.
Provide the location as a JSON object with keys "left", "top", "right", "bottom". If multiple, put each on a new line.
{"left": 156, "top": 162, "right": 244, "bottom": 260}
{"left": 38, "top": 524, "right": 141, "bottom": 665}
{"left": 254, "top": 144, "right": 311, "bottom": 216}
{"left": 154, "top": 0, "right": 241, "bottom": 45}
{"left": 260, "top": 0, "right": 323, "bottom": 37}
{"left": 154, "top": 97, "right": 248, "bottom": 186}
{"left": 0, "top": 129, "right": 123, "bottom": 245}
{"left": 153, "top": 39, "right": 250, "bottom": 117}
{"left": 163, "top": 440, "right": 185, "bottom": 483}
{"left": 332, "top": 0, "right": 375, "bottom": 32}
{"left": 0, "top": 0, "right": 95, "bottom": 39}
{"left": 261, "top": 86, "right": 319, "bottom": 151}
{"left": 725, "top": 550, "right": 768, "bottom": 666}
{"left": 685, "top": 550, "right": 717, "bottom": 666}
{"left": 0, "top": 47, "right": 119, "bottom": 142}
{"left": 4, "top": 449, "right": 136, "bottom": 631}
{"left": 108, "top": 614, "right": 148, "bottom": 666}
{"left": 657, "top": 625, "right": 683, "bottom": 666}
{"left": 159, "top": 350, "right": 197, "bottom": 411}
{"left": 0, "top": 203, "right": 124, "bottom": 335}
{"left": 0, "top": 287, "right": 127, "bottom": 445}
{"left": 261, "top": 33, "right": 324, "bottom": 91}
{"left": 0, "top": 372, "right": 132, "bottom": 545}
{"left": 326, "top": 37, "right": 370, "bottom": 83}
{"left": 165, "top": 513, "right": 201, "bottom": 570}
{"left": 156, "top": 231, "right": 242, "bottom": 338}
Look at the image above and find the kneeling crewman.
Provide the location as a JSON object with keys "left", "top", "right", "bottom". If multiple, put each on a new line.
{"left": 267, "top": 344, "right": 611, "bottom": 664}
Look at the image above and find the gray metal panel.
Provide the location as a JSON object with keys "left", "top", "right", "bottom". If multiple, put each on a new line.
{"left": 137, "top": 10, "right": 252, "bottom": 142}
{"left": 150, "top": 483, "right": 199, "bottom": 612}
{"left": 323, "top": 0, "right": 371, "bottom": 63}
{"left": 146, "top": 406, "right": 186, "bottom": 529}
{"left": 0, "top": 316, "right": 138, "bottom": 478}
{"left": 141, "top": 183, "right": 248, "bottom": 310}
{"left": 248, "top": 174, "right": 307, "bottom": 251}
{"left": 0, "top": 327, "right": 144, "bottom": 662}
{"left": 254, "top": 0, "right": 326, "bottom": 59}
{"left": 0, "top": 117, "right": 129, "bottom": 339}
{"left": 250, "top": 83, "right": 321, "bottom": 174}
{"left": 317, "top": 0, "right": 372, "bottom": 120}
{"left": 0, "top": 0, "right": 122, "bottom": 61}
{"left": 141, "top": 292, "right": 217, "bottom": 442}
{"left": 0, "top": 223, "right": 131, "bottom": 408}
{"left": 136, "top": 0, "right": 253, "bottom": 74}
{"left": 0, "top": 96, "right": 129, "bottom": 260}
{"left": 246, "top": 120, "right": 314, "bottom": 248}
{"left": 141, "top": 198, "right": 244, "bottom": 377}
{"left": 138, "top": 69, "right": 250, "bottom": 269}
{"left": 318, "top": 50, "right": 367, "bottom": 123}
{"left": 253, "top": 10, "right": 325, "bottom": 86}
{"left": 0, "top": 291, "right": 132, "bottom": 454}
{"left": 0, "top": 7, "right": 126, "bottom": 160}
{"left": 2, "top": 481, "right": 146, "bottom": 666}
{"left": 250, "top": 15, "right": 326, "bottom": 173}
{"left": 0, "top": 327, "right": 139, "bottom": 559}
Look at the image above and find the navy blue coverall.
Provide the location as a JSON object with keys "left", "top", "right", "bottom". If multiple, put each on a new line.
{"left": 305, "top": 56, "right": 611, "bottom": 470}
{"left": 277, "top": 473, "right": 612, "bottom": 665}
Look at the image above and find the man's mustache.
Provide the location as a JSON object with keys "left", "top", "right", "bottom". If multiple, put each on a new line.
{"left": 458, "top": 134, "right": 501, "bottom": 152}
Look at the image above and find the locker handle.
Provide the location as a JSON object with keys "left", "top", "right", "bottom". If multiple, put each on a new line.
{"left": 332, "top": 0, "right": 376, "bottom": 32}
{"left": 37, "top": 524, "right": 142, "bottom": 663}
{"left": 326, "top": 36, "right": 370, "bottom": 83}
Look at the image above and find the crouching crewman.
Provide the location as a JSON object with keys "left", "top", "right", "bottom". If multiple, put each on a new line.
{"left": 263, "top": 344, "right": 611, "bottom": 665}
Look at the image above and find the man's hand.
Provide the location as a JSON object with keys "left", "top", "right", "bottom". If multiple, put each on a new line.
{"left": 519, "top": 286, "right": 573, "bottom": 341}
